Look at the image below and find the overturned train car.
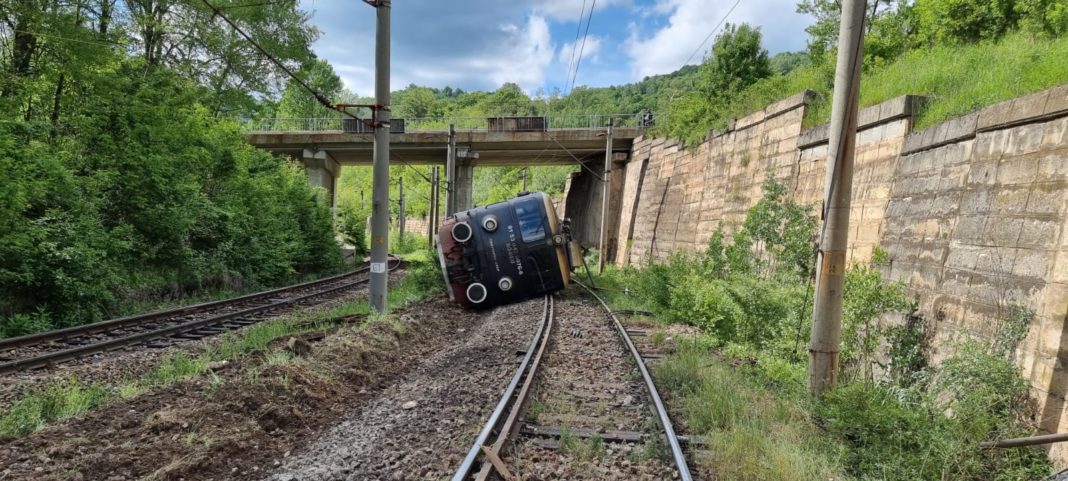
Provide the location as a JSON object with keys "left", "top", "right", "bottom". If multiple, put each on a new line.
{"left": 436, "top": 192, "right": 582, "bottom": 309}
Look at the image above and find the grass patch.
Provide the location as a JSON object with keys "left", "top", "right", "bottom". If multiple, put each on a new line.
{"left": 665, "top": 31, "right": 1068, "bottom": 143}
{"left": 587, "top": 182, "right": 1049, "bottom": 480}
{"left": 859, "top": 33, "right": 1068, "bottom": 130}
{"left": 143, "top": 353, "right": 211, "bottom": 386}
{"left": 656, "top": 346, "right": 850, "bottom": 481}
{"left": 0, "top": 254, "right": 445, "bottom": 439}
{"left": 0, "top": 377, "right": 110, "bottom": 438}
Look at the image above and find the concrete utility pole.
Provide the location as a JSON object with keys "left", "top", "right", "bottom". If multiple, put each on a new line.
{"left": 598, "top": 120, "right": 613, "bottom": 273}
{"left": 808, "top": 0, "right": 867, "bottom": 396}
{"left": 428, "top": 166, "right": 438, "bottom": 246}
{"left": 398, "top": 176, "right": 405, "bottom": 244}
{"left": 368, "top": 0, "right": 391, "bottom": 312}
{"left": 445, "top": 124, "right": 457, "bottom": 214}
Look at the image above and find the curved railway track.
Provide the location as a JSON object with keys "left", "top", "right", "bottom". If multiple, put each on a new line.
{"left": 0, "top": 260, "right": 400, "bottom": 375}
{"left": 452, "top": 285, "right": 693, "bottom": 481}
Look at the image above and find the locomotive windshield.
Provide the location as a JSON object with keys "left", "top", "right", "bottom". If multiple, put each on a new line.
{"left": 514, "top": 197, "right": 546, "bottom": 243}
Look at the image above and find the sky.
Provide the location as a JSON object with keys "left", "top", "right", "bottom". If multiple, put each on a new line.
{"left": 297, "top": 0, "right": 814, "bottom": 97}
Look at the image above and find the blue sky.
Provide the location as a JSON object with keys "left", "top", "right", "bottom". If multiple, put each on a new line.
{"left": 297, "top": 0, "right": 814, "bottom": 97}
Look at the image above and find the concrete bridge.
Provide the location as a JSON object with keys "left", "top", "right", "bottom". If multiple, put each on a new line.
{"left": 246, "top": 114, "right": 648, "bottom": 211}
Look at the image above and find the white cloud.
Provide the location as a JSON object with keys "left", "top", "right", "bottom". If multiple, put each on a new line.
{"left": 461, "top": 15, "right": 555, "bottom": 93}
{"left": 300, "top": 0, "right": 809, "bottom": 96}
{"left": 531, "top": 0, "right": 630, "bottom": 21}
{"left": 332, "top": 63, "right": 374, "bottom": 98}
{"left": 317, "top": 8, "right": 554, "bottom": 97}
{"left": 558, "top": 35, "right": 603, "bottom": 66}
{"left": 625, "top": 0, "right": 810, "bottom": 80}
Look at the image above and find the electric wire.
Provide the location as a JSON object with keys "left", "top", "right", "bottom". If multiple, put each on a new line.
{"left": 201, "top": 0, "right": 342, "bottom": 114}
{"left": 567, "top": 0, "right": 598, "bottom": 95}
{"left": 550, "top": 135, "right": 605, "bottom": 181}
{"left": 680, "top": 0, "right": 742, "bottom": 68}
{"left": 563, "top": 0, "right": 589, "bottom": 95}
{"left": 391, "top": 150, "right": 434, "bottom": 184}
{"left": 12, "top": 29, "right": 122, "bottom": 47}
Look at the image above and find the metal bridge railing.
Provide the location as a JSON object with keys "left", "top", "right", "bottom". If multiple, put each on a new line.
{"left": 248, "top": 113, "right": 651, "bottom": 133}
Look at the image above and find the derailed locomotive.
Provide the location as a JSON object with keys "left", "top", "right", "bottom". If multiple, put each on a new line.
{"left": 436, "top": 192, "right": 582, "bottom": 309}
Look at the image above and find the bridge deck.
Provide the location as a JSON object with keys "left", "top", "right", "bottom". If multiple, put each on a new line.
{"left": 246, "top": 128, "right": 644, "bottom": 166}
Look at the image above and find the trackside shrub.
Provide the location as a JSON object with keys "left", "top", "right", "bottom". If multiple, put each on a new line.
{"left": 592, "top": 178, "right": 1052, "bottom": 480}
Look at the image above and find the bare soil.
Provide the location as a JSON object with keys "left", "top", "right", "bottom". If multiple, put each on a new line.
{"left": 0, "top": 292, "right": 486, "bottom": 481}
{"left": 266, "top": 298, "right": 545, "bottom": 481}
{"left": 0, "top": 274, "right": 391, "bottom": 412}
{"left": 0, "top": 286, "right": 702, "bottom": 481}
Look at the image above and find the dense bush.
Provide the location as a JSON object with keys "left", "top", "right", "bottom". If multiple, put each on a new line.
{"left": 0, "top": 65, "right": 342, "bottom": 334}
{"left": 916, "top": 0, "right": 1020, "bottom": 43}
{"left": 820, "top": 343, "right": 1049, "bottom": 480}
{"left": 595, "top": 180, "right": 1051, "bottom": 480}
{"left": 337, "top": 207, "right": 369, "bottom": 258}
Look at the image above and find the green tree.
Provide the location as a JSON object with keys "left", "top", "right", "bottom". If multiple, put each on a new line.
{"left": 796, "top": 0, "right": 909, "bottom": 62}
{"left": 701, "top": 23, "right": 773, "bottom": 94}
{"left": 1015, "top": 0, "right": 1068, "bottom": 35}
{"left": 770, "top": 51, "right": 809, "bottom": 75}
{"left": 0, "top": 1, "right": 341, "bottom": 334}
{"left": 663, "top": 23, "right": 773, "bottom": 143}
{"left": 124, "top": 0, "right": 319, "bottom": 115}
{"left": 915, "top": 0, "right": 1019, "bottom": 43}
{"left": 484, "top": 83, "right": 536, "bottom": 115}
{"left": 275, "top": 59, "right": 344, "bottom": 120}
{"left": 393, "top": 85, "right": 442, "bottom": 118}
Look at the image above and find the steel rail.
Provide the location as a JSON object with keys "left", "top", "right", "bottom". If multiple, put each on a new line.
{"left": 451, "top": 295, "right": 553, "bottom": 481}
{"left": 0, "top": 267, "right": 372, "bottom": 352}
{"left": 574, "top": 278, "right": 694, "bottom": 481}
{"left": 0, "top": 278, "right": 367, "bottom": 375}
{"left": 0, "top": 259, "right": 403, "bottom": 375}
{"left": 472, "top": 295, "right": 555, "bottom": 481}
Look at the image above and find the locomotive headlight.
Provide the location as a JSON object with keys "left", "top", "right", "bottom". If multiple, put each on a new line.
{"left": 451, "top": 221, "right": 473, "bottom": 243}
{"left": 467, "top": 282, "right": 488, "bottom": 304}
{"left": 498, "top": 277, "right": 513, "bottom": 291}
{"left": 481, "top": 216, "right": 499, "bottom": 232}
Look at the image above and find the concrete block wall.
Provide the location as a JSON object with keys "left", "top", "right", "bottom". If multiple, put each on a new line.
{"left": 598, "top": 84, "right": 1068, "bottom": 459}
{"left": 795, "top": 95, "right": 923, "bottom": 262}
{"left": 620, "top": 91, "right": 813, "bottom": 265}
{"left": 880, "top": 87, "right": 1068, "bottom": 461}
{"left": 561, "top": 158, "right": 627, "bottom": 258}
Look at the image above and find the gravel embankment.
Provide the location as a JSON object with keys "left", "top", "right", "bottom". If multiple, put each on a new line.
{"left": 502, "top": 291, "right": 680, "bottom": 480}
{"left": 265, "top": 298, "right": 545, "bottom": 481}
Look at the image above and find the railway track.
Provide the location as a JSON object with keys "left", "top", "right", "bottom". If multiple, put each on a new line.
{"left": 452, "top": 284, "right": 693, "bottom": 481}
{"left": 0, "top": 260, "right": 399, "bottom": 375}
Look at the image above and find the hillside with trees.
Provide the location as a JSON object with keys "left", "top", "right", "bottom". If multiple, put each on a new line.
{"left": 4, "top": 0, "right": 1067, "bottom": 336}
{"left": 0, "top": 1, "right": 341, "bottom": 336}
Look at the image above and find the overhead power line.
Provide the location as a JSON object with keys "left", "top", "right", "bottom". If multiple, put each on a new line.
{"left": 13, "top": 29, "right": 121, "bottom": 47}
{"left": 680, "top": 0, "right": 742, "bottom": 68}
{"left": 225, "top": 0, "right": 293, "bottom": 8}
{"left": 563, "top": 0, "right": 589, "bottom": 94}
{"left": 201, "top": 0, "right": 340, "bottom": 113}
{"left": 568, "top": 0, "right": 598, "bottom": 95}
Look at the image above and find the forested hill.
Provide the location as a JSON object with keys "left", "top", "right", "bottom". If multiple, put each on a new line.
{"left": 0, "top": 1, "right": 341, "bottom": 336}
{"left": 335, "top": 0, "right": 1068, "bottom": 228}
{"left": 4, "top": 0, "right": 1068, "bottom": 337}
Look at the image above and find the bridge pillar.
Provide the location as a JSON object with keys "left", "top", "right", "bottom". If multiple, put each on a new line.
{"left": 454, "top": 161, "right": 474, "bottom": 211}
{"left": 302, "top": 148, "right": 340, "bottom": 208}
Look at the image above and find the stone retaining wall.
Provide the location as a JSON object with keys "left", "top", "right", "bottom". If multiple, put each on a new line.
{"left": 588, "top": 84, "right": 1068, "bottom": 462}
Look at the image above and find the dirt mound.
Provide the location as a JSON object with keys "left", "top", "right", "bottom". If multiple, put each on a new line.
{"left": 0, "top": 295, "right": 474, "bottom": 481}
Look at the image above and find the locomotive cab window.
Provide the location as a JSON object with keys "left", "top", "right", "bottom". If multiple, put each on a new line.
{"left": 514, "top": 197, "right": 546, "bottom": 243}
